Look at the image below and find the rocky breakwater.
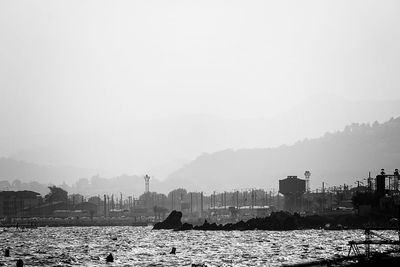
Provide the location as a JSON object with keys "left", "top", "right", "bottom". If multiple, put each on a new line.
{"left": 153, "top": 211, "right": 333, "bottom": 231}
{"left": 153, "top": 210, "right": 183, "bottom": 230}
{"left": 191, "top": 212, "right": 329, "bottom": 231}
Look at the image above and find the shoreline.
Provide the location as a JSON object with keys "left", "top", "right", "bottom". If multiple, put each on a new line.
{"left": 154, "top": 210, "right": 399, "bottom": 231}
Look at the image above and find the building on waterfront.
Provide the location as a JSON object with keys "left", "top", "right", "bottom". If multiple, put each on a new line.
{"left": 279, "top": 176, "right": 306, "bottom": 212}
{"left": 0, "top": 191, "right": 41, "bottom": 218}
{"left": 69, "top": 194, "right": 85, "bottom": 205}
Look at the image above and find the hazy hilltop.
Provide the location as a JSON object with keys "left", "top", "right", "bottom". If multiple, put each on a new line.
{"left": 165, "top": 117, "right": 400, "bottom": 193}
{"left": 0, "top": 157, "right": 97, "bottom": 185}
{"left": 0, "top": 168, "right": 163, "bottom": 197}
{"left": 1, "top": 97, "right": 400, "bottom": 181}
{"left": 1, "top": 117, "right": 400, "bottom": 196}
{"left": 67, "top": 174, "right": 164, "bottom": 197}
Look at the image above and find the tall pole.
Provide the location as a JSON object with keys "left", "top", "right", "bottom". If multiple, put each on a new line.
{"left": 322, "top": 182, "right": 325, "bottom": 213}
{"left": 213, "top": 191, "right": 216, "bottom": 209}
{"left": 236, "top": 191, "right": 239, "bottom": 209}
{"left": 200, "top": 192, "right": 203, "bottom": 217}
{"left": 368, "top": 172, "right": 372, "bottom": 191}
{"left": 107, "top": 195, "right": 110, "bottom": 216}
{"left": 250, "top": 190, "right": 253, "bottom": 209}
{"left": 254, "top": 190, "right": 257, "bottom": 208}
{"left": 224, "top": 191, "right": 227, "bottom": 209}
{"left": 190, "top": 192, "right": 193, "bottom": 214}
{"left": 104, "top": 194, "right": 107, "bottom": 217}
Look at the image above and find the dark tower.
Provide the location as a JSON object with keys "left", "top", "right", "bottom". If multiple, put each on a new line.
{"left": 376, "top": 169, "right": 386, "bottom": 197}
{"left": 279, "top": 175, "right": 306, "bottom": 212}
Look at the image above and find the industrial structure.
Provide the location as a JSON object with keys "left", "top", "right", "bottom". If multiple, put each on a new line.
{"left": 304, "top": 170, "right": 311, "bottom": 193}
{"left": 0, "top": 191, "right": 41, "bottom": 217}
{"left": 279, "top": 175, "right": 306, "bottom": 212}
{"left": 144, "top": 174, "right": 150, "bottom": 193}
{"left": 375, "top": 168, "right": 399, "bottom": 198}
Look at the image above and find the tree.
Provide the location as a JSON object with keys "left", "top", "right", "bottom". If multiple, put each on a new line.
{"left": 45, "top": 186, "right": 68, "bottom": 203}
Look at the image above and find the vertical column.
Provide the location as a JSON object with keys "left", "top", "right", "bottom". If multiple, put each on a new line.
{"left": 213, "top": 191, "right": 216, "bottom": 209}
{"left": 190, "top": 192, "right": 193, "bottom": 214}
{"left": 200, "top": 192, "right": 203, "bottom": 217}
{"left": 236, "top": 191, "right": 239, "bottom": 209}
{"left": 224, "top": 192, "right": 227, "bottom": 209}
{"left": 103, "top": 194, "right": 107, "bottom": 217}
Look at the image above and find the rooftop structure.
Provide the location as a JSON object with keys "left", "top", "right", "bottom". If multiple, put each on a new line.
{"left": 144, "top": 174, "right": 150, "bottom": 193}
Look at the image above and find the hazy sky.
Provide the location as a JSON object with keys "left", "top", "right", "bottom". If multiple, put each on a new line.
{"left": 1, "top": 1, "right": 400, "bottom": 179}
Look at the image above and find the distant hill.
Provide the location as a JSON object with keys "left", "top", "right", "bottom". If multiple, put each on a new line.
{"left": 165, "top": 117, "right": 400, "bottom": 193}
{"left": 0, "top": 158, "right": 163, "bottom": 196}
{"left": 65, "top": 174, "right": 164, "bottom": 197}
{"left": 0, "top": 157, "right": 97, "bottom": 185}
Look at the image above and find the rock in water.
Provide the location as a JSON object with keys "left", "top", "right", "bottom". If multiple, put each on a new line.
{"left": 153, "top": 210, "right": 183, "bottom": 230}
{"left": 106, "top": 253, "right": 114, "bottom": 262}
{"left": 16, "top": 259, "right": 24, "bottom": 267}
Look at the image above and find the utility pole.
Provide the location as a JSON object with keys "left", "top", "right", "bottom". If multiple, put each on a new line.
{"left": 190, "top": 192, "right": 193, "bottom": 214}
{"left": 368, "top": 172, "right": 372, "bottom": 191}
{"left": 236, "top": 191, "right": 239, "bottom": 209}
{"left": 107, "top": 195, "right": 110, "bottom": 216}
{"left": 213, "top": 191, "right": 216, "bottom": 209}
{"left": 251, "top": 190, "right": 254, "bottom": 209}
{"left": 200, "top": 192, "right": 203, "bottom": 217}
{"left": 254, "top": 190, "right": 257, "bottom": 208}
{"left": 322, "top": 182, "right": 325, "bottom": 213}
{"left": 224, "top": 191, "right": 227, "bottom": 209}
{"left": 103, "top": 194, "right": 107, "bottom": 217}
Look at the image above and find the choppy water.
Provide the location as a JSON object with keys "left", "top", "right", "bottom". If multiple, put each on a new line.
{"left": 0, "top": 226, "right": 397, "bottom": 266}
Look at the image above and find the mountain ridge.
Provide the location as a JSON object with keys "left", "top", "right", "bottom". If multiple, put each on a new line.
{"left": 164, "top": 117, "right": 400, "bottom": 193}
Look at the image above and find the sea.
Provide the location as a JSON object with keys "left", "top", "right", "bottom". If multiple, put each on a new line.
{"left": 0, "top": 227, "right": 397, "bottom": 266}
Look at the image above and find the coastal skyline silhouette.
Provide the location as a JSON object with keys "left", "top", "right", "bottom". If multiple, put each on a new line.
{"left": 1, "top": 1, "right": 400, "bottom": 266}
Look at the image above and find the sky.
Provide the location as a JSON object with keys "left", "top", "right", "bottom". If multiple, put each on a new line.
{"left": 0, "top": 0, "right": 400, "bottom": 180}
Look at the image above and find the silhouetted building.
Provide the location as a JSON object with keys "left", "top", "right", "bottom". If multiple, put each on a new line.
{"left": 0, "top": 191, "right": 40, "bottom": 217}
{"left": 27, "top": 201, "right": 68, "bottom": 217}
{"left": 279, "top": 176, "right": 306, "bottom": 212}
{"left": 376, "top": 168, "right": 399, "bottom": 198}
